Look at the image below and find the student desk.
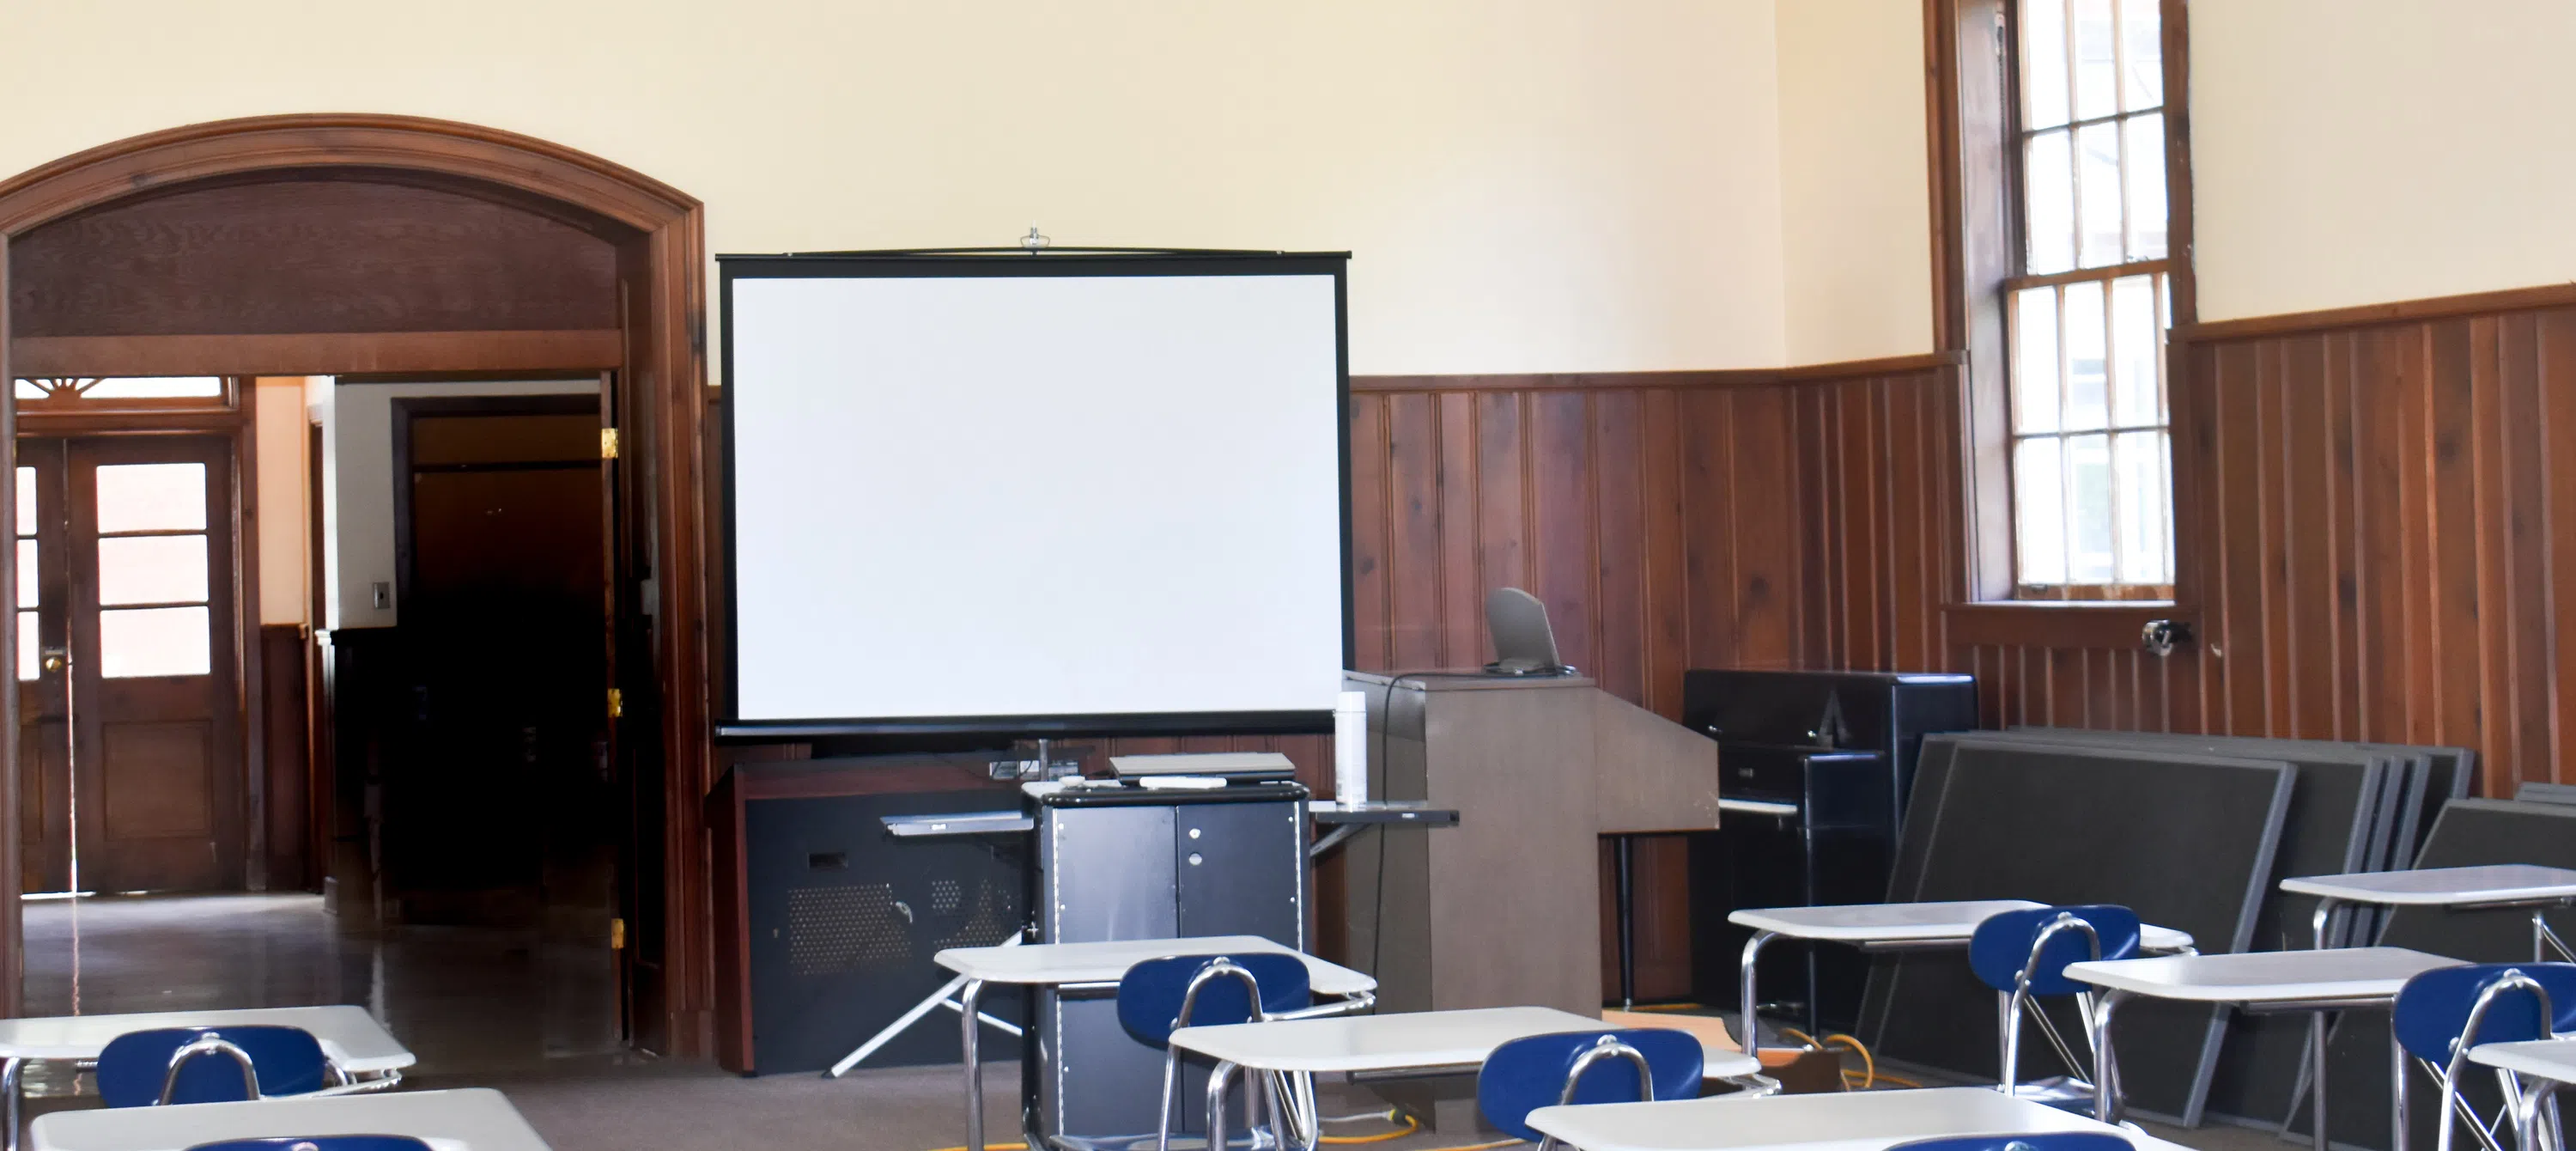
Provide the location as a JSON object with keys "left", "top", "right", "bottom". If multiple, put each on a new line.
{"left": 28, "top": 1088, "right": 543, "bottom": 1151}
{"left": 2280, "top": 865, "right": 2576, "bottom": 959}
{"left": 933, "top": 936, "right": 1375, "bottom": 1151}
{"left": 1522, "top": 1085, "right": 2190, "bottom": 1151}
{"left": 1727, "top": 900, "right": 2196, "bottom": 1055}
{"left": 2469, "top": 1039, "right": 2576, "bottom": 1151}
{"left": 2065, "top": 947, "right": 2461, "bottom": 1151}
{"left": 1169, "top": 1007, "right": 1769, "bottom": 1151}
{"left": 0, "top": 1005, "right": 412, "bottom": 1151}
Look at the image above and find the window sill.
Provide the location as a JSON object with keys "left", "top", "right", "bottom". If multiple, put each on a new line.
{"left": 1943, "top": 600, "right": 2196, "bottom": 649}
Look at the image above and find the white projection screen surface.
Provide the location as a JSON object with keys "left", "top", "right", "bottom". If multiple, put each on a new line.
{"left": 719, "top": 255, "right": 1352, "bottom": 734}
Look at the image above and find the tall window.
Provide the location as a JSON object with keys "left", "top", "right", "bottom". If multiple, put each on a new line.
{"left": 2007, "top": 0, "right": 2174, "bottom": 598}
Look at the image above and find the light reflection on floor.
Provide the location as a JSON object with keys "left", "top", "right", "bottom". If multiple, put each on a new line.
{"left": 22, "top": 892, "right": 623, "bottom": 1077}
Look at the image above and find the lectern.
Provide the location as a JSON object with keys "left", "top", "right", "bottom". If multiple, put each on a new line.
{"left": 1340, "top": 673, "right": 1722, "bottom": 1018}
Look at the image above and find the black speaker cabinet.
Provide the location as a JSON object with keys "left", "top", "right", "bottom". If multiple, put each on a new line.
{"left": 1680, "top": 669, "right": 1976, "bottom": 1032}
{"left": 710, "top": 758, "right": 1026, "bottom": 1075}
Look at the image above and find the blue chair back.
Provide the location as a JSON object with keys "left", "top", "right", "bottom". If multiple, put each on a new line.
{"left": 97, "top": 1026, "right": 331, "bottom": 1107}
{"left": 1475, "top": 1028, "right": 1704, "bottom": 1143}
{"left": 2392, "top": 962, "right": 2576, "bottom": 1063}
{"left": 1970, "top": 905, "right": 2142, "bottom": 996}
{"left": 188, "top": 1140, "right": 434, "bottom": 1151}
{"left": 1115, "top": 953, "right": 1312, "bottom": 1046}
{"left": 1887, "top": 1134, "right": 2136, "bottom": 1151}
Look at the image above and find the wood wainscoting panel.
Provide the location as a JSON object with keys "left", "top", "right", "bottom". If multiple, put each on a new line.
{"left": 1775, "top": 292, "right": 2576, "bottom": 797}
{"left": 1346, "top": 375, "right": 1813, "bottom": 719}
{"left": 2166, "top": 305, "right": 2576, "bottom": 795}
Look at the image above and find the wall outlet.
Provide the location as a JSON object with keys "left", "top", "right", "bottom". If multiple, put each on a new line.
{"left": 372, "top": 582, "right": 391, "bottom": 609}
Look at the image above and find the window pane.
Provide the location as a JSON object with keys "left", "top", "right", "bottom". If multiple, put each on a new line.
{"left": 2014, "top": 287, "right": 2063, "bottom": 434}
{"left": 2124, "top": 113, "right": 2168, "bottom": 259}
{"left": 94, "top": 463, "right": 206, "bottom": 534}
{"left": 2021, "top": 0, "right": 2070, "bottom": 130}
{"left": 77, "top": 377, "right": 223, "bottom": 399}
{"left": 2063, "top": 280, "right": 2108, "bottom": 430}
{"left": 2113, "top": 429, "right": 2173, "bottom": 583}
{"left": 2076, "top": 121, "right": 2123, "bottom": 269}
{"left": 2066, "top": 432, "right": 2115, "bottom": 583}
{"left": 2111, "top": 275, "right": 2162, "bottom": 426}
{"left": 98, "top": 535, "right": 208, "bottom": 606}
{"left": 15, "top": 466, "right": 31, "bottom": 535}
{"left": 12, "top": 381, "right": 44, "bottom": 400}
{"left": 2072, "top": 0, "right": 2117, "bottom": 122}
{"left": 16, "top": 611, "right": 33, "bottom": 682}
{"left": 2015, "top": 437, "right": 2068, "bottom": 587}
{"left": 15, "top": 540, "right": 33, "bottom": 609}
{"left": 99, "top": 606, "right": 210, "bottom": 679}
{"left": 2122, "top": 0, "right": 2163, "bottom": 111}
{"left": 2026, "top": 130, "right": 2076, "bottom": 275}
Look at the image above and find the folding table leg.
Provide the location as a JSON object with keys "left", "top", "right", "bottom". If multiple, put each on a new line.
{"left": 1739, "top": 930, "right": 1777, "bottom": 1057}
{"left": 2312, "top": 1008, "right": 2331, "bottom": 1151}
{"left": 960, "top": 978, "right": 989, "bottom": 1151}
{"left": 2, "top": 1057, "right": 20, "bottom": 1151}
{"left": 1206, "top": 1060, "right": 1240, "bottom": 1151}
{"left": 2395, "top": 1029, "right": 2412, "bottom": 1151}
{"left": 2088, "top": 989, "right": 2125, "bottom": 1125}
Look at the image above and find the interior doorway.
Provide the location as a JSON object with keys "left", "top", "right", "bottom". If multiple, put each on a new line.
{"left": 15, "top": 433, "right": 246, "bottom": 894}
{"left": 0, "top": 113, "right": 708, "bottom": 1054}
{"left": 376, "top": 391, "right": 611, "bottom": 933}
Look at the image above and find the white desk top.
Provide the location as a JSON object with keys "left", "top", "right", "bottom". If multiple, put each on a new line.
{"left": 30, "top": 1088, "right": 543, "bottom": 1151}
{"left": 0, "top": 1005, "right": 413, "bottom": 1070}
{"left": 2279, "top": 865, "right": 2576, "bottom": 906}
{"left": 2064, "top": 947, "right": 2462, "bottom": 1003}
{"left": 1522, "top": 1085, "right": 2190, "bottom": 1151}
{"left": 1169, "top": 1007, "right": 1761, "bottom": 1078}
{"left": 1727, "top": 902, "right": 2194, "bottom": 953}
{"left": 933, "top": 935, "right": 1376, "bottom": 996}
{"left": 2470, "top": 1038, "right": 2576, "bottom": 1084}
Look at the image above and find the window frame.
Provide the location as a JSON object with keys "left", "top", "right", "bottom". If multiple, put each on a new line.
{"left": 1929, "top": 0, "right": 2196, "bottom": 606}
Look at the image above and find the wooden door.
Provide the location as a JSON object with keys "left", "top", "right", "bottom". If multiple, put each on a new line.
{"left": 15, "top": 442, "right": 70, "bottom": 892}
{"left": 68, "top": 436, "right": 244, "bottom": 892}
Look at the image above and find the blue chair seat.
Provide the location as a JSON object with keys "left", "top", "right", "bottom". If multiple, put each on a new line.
{"left": 97, "top": 1026, "right": 333, "bottom": 1108}
{"left": 1888, "top": 1133, "right": 2135, "bottom": 1151}
{"left": 2391, "top": 961, "right": 2576, "bottom": 1151}
{"left": 1477, "top": 1028, "right": 1704, "bottom": 1148}
{"left": 1116, "top": 953, "right": 1314, "bottom": 1151}
{"left": 188, "top": 1139, "right": 434, "bottom": 1151}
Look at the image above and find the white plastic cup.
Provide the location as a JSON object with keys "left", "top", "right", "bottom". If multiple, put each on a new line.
{"left": 1333, "top": 690, "right": 1370, "bottom": 807}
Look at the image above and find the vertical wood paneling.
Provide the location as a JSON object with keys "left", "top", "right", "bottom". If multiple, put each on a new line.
{"left": 1384, "top": 393, "right": 1444, "bottom": 670}
{"left": 1346, "top": 379, "right": 1828, "bottom": 719}
{"left": 1840, "top": 300, "right": 2576, "bottom": 795}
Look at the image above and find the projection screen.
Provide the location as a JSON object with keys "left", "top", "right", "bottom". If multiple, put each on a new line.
{"left": 717, "top": 253, "right": 1352, "bottom": 736}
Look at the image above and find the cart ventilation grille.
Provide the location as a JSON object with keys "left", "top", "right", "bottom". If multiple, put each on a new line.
{"left": 786, "top": 883, "right": 909, "bottom": 976}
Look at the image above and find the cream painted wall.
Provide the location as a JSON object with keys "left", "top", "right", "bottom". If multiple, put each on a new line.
{"left": 1775, "top": 0, "right": 1935, "bottom": 362}
{"left": 252, "top": 378, "right": 312, "bottom": 626}
{"left": 6, "top": 1, "right": 1788, "bottom": 375}
{"left": 322, "top": 379, "right": 599, "bottom": 630}
{"left": 2192, "top": 1, "right": 2576, "bottom": 321}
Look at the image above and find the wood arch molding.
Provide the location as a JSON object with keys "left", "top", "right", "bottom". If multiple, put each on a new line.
{"left": 0, "top": 114, "right": 714, "bottom": 1056}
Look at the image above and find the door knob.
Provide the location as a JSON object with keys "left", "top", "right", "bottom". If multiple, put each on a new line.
{"left": 39, "top": 648, "right": 64, "bottom": 673}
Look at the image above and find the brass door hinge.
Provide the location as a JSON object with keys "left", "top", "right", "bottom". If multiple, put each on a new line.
{"left": 608, "top": 687, "right": 623, "bottom": 718}
{"left": 610, "top": 917, "right": 626, "bottom": 949}
{"left": 600, "top": 428, "right": 621, "bottom": 460}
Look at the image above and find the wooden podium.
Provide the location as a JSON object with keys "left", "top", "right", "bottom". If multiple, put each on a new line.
{"left": 1340, "top": 672, "right": 1722, "bottom": 1018}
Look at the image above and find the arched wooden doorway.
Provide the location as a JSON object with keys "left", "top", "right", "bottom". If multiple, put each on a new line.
{"left": 0, "top": 115, "right": 712, "bottom": 1056}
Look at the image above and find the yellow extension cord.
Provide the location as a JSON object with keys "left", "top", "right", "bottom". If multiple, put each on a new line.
{"left": 1777, "top": 1028, "right": 1920, "bottom": 1091}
